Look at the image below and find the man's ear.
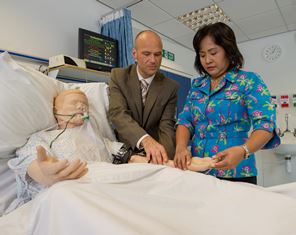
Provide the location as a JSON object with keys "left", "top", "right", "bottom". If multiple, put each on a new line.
{"left": 132, "top": 48, "right": 137, "bottom": 62}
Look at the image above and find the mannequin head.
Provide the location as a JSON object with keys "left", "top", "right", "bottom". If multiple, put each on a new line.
{"left": 53, "top": 89, "right": 89, "bottom": 129}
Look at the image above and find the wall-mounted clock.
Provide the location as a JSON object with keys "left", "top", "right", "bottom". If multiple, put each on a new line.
{"left": 262, "top": 44, "right": 282, "bottom": 62}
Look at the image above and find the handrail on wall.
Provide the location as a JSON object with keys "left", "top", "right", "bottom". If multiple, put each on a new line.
{"left": 0, "top": 49, "right": 49, "bottom": 64}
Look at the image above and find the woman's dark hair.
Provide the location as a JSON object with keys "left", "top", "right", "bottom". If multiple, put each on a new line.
{"left": 193, "top": 22, "right": 244, "bottom": 76}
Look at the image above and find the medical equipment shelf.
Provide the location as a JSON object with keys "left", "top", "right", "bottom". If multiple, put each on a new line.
{"left": 48, "top": 64, "right": 110, "bottom": 83}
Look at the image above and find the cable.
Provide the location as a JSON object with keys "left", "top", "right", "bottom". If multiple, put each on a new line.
{"left": 49, "top": 114, "right": 76, "bottom": 148}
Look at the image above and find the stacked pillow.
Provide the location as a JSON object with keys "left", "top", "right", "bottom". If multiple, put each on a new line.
{"left": 0, "top": 52, "right": 114, "bottom": 215}
{"left": 0, "top": 52, "right": 59, "bottom": 159}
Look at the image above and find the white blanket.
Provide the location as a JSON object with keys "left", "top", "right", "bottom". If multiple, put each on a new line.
{"left": 1, "top": 163, "right": 296, "bottom": 235}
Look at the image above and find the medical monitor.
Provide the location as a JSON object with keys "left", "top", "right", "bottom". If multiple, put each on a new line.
{"left": 78, "top": 28, "right": 118, "bottom": 72}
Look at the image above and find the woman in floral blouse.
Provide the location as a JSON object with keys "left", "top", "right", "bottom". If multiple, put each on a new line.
{"left": 174, "top": 22, "right": 280, "bottom": 184}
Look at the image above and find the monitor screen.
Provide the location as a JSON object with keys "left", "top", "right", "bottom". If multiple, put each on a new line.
{"left": 78, "top": 28, "right": 118, "bottom": 72}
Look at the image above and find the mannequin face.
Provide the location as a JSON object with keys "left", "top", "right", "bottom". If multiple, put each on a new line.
{"left": 54, "top": 90, "right": 89, "bottom": 129}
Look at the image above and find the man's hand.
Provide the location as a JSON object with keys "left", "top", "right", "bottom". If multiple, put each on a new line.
{"left": 141, "top": 136, "right": 168, "bottom": 164}
{"left": 28, "top": 146, "right": 88, "bottom": 186}
{"left": 212, "top": 146, "right": 245, "bottom": 170}
{"left": 174, "top": 147, "right": 192, "bottom": 170}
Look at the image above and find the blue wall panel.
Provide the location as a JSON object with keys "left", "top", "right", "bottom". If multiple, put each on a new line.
{"left": 160, "top": 69, "right": 191, "bottom": 116}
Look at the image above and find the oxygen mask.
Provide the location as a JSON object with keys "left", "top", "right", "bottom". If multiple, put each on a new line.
{"left": 71, "top": 121, "right": 112, "bottom": 162}
{"left": 54, "top": 101, "right": 89, "bottom": 127}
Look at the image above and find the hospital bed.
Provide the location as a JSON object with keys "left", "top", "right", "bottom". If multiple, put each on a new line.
{"left": 0, "top": 52, "right": 296, "bottom": 235}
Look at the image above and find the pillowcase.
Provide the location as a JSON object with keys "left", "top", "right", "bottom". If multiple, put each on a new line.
{"left": 0, "top": 52, "right": 60, "bottom": 159}
{"left": 65, "top": 82, "right": 116, "bottom": 141}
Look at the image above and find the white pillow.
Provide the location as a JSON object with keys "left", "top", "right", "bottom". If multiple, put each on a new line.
{"left": 0, "top": 52, "right": 60, "bottom": 159}
{"left": 65, "top": 82, "right": 116, "bottom": 141}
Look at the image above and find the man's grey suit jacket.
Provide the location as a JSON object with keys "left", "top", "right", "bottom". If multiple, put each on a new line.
{"left": 108, "top": 64, "right": 179, "bottom": 159}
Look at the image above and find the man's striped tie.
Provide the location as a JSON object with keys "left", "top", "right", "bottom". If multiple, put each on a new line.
{"left": 140, "top": 79, "right": 149, "bottom": 105}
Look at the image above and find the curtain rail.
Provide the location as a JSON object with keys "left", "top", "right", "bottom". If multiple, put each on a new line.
{"left": 97, "top": 0, "right": 142, "bottom": 19}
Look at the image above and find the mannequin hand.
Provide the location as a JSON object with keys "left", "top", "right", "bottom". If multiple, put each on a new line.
{"left": 28, "top": 146, "right": 88, "bottom": 186}
{"left": 129, "top": 155, "right": 149, "bottom": 163}
{"left": 141, "top": 136, "right": 168, "bottom": 164}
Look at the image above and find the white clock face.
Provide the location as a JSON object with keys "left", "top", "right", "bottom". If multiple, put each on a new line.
{"left": 262, "top": 45, "right": 282, "bottom": 62}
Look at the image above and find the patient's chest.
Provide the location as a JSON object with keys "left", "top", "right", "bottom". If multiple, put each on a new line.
{"left": 40, "top": 128, "right": 111, "bottom": 162}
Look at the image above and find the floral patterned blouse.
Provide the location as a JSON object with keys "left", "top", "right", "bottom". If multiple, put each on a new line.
{"left": 177, "top": 69, "right": 280, "bottom": 178}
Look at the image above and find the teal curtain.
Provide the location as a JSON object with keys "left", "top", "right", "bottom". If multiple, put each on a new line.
{"left": 100, "top": 8, "right": 134, "bottom": 67}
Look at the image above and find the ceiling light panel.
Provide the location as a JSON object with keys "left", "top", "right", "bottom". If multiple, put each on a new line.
{"left": 177, "top": 3, "right": 230, "bottom": 31}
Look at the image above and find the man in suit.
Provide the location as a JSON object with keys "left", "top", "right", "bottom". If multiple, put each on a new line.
{"left": 108, "top": 30, "right": 179, "bottom": 164}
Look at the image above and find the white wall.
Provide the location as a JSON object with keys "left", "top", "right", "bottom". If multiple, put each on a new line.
{"left": 132, "top": 21, "right": 197, "bottom": 78}
{"left": 0, "top": 0, "right": 109, "bottom": 59}
{"left": 239, "top": 31, "right": 296, "bottom": 186}
{"left": 0, "top": 0, "right": 196, "bottom": 78}
{"left": 239, "top": 31, "right": 296, "bottom": 95}
{"left": 239, "top": 31, "right": 296, "bottom": 133}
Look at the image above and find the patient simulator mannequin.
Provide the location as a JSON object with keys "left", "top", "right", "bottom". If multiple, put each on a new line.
{"left": 7, "top": 89, "right": 216, "bottom": 211}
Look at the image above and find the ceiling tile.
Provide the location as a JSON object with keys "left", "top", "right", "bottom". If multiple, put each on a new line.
{"left": 100, "top": 0, "right": 294, "bottom": 50}
{"left": 132, "top": 27, "right": 142, "bottom": 40}
{"left": 276, "top": 0, "right": 296, "bottom": 7}
{"left": 287, "top": 23, "right": 296, "bottom": 30}
{"left": 227, "top": 22, "right": 249, "bottom": 43}
{"left": 98, "top": 0, "right": 136, "bottom": 9}
{"left": 149, "top": 0, "right": 213, "bottom": 17}
{"left": 153, "top": 19, "right": 194, "bottom": 38}
{"left": 280, "top": 4, "right": 296, "bottom": 25}
{"left": 217, "top": 0, "right": 278, "bottom": 20}
{"left": 248, "top": 26, "right": 287, "bottom": 39}
{"left": 236, "top": 10, "right": 286, "bottom": 35}
{"left": 174, "top": 32, "right": 197, "bottom": 50}
{"left": 128, "top": 1, "right": 172, "bottom": 27}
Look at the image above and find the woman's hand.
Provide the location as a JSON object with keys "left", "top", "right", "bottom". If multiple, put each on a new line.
{"left": 212, "top": 146, "right": 245, "bottom": 170}
{"left": 174, "top": 147, "right": 192, "bottom": 170}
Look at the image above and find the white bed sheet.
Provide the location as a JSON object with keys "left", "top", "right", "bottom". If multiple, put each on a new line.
{"left": 267, "top": 182, "right": 296, "bottom": 199}
{"left": 1, "top": 163, "right": 296, "bottom": 235}
{"left": 0, "top": 158, "right": 16, "bottom": 215}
